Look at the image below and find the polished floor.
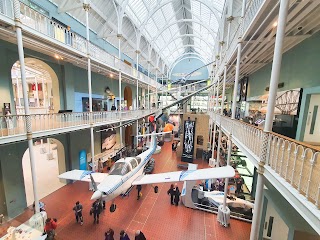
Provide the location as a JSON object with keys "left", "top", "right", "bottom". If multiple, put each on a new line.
{"left": 0, "top": 143, "right": 251, "bottom": 240}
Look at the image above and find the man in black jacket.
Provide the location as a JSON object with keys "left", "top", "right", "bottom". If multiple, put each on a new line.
{"left": 91, "top": 200, "right": 102, "bottom": 224}
{"left": 135, "top": 230, "right": 146, "bottom": 240}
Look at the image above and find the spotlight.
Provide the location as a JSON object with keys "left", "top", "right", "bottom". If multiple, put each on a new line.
{"left": 55, "top": 54, "right": 59, "bottom": 59}
{"left": 273, "top": 21, "right": 278, "bottom": 27}
{"left": 110, "top": 73, "right": 114, "bottom": 78}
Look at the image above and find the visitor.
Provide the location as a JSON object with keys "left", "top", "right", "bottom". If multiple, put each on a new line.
{"left": 174, "top": 184, "right": 181, "bottom": 206}
{"left": 135, "top": 230, "right": 146, "bottom": 240}
{"left": 111, "top": 104, "right": 116, "bottom": 111}
{"left": 136, "top": 185, "right": 142, "bottom": 200}
{"left": 33, "top": 201, "right": 45, "bottom": 214}
{"left": 167, "top": 184, "right": 175, "bottom": 205}
{"left": 73, "top": 201, "right": 83, "bottom": 225}
{"left": 44, "top": 218, "right": 57, "bottom": 239}
{"left": 91, "top": 199, "right": 102, "bottom": 224}
{"left": 105, "top": 228, "right": 115, "bottom": 240}
{"left": 120, "top": 230, "right": 130, "bottom": 240}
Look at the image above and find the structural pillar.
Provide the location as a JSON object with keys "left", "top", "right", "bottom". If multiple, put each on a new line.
{"left": 118, "top": 35, "right": 123, "bottom": 149}
{"left": 250, "top": 0, "right": 289, "bottom": 239}
{"left": 13, "top": 0, "right": 40, "bottom": 212}
{"left": 84, "top": 2, "right": 96, "bottom": 171}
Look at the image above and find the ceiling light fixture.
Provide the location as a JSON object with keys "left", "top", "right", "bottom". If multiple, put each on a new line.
{"left": 273, "top": 21, "right": 278, "bottom": 27}
{"left": 110, "top": 73, "right": 114, "bottom": 78}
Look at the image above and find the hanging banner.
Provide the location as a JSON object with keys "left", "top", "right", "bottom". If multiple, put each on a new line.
{"left": 79, "top": 149, "right": 87, "bottom": 170}
{"left": 181, "top": 120, "right": 196, "bottom": 163}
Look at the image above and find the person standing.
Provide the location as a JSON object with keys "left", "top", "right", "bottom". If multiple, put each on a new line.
{"left": 105, "top": 228, "right": 115, "bottom": 240}
{"left": 135, "top": 230, "right": 146, "bottom": 240}
{"left": 174, "top": 185, "right": 181, "bottom": 206}
{"left": 44, "top": 218, "right": 57, "bottom": 239}
{"left": 91, "top": 199, "right": 102, "bottom": 224}
{"left": 136, "top": 185, "right": 142, "bottom": 200}
{"left": 167, "top": 184, "right": 175, "bottom": 205}
{"left": 120, "top": 230, "right": 130, "bottom": 240}
{"left": 73, "top": 201, "right": 83, "bottom": 225}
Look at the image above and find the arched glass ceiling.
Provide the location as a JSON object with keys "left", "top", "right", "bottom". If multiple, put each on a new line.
{"left": 115, "top": 0, "right": 225, "bottom": 67}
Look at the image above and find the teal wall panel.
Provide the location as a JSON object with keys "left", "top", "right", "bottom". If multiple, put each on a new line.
{"left": 0, "top": 142, "right": 28, "bottom": 218}
{"left": 247, "top": 32, "right": 320, "bottom": 98}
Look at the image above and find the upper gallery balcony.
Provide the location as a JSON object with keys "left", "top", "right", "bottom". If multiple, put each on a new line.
{"left": 0, "top": 0, "right": 161, "bottom": 89}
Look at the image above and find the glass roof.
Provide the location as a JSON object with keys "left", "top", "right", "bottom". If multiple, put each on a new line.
{"left": 49, "top": 0, "right": 225, "bottom": 73}
{"left": 115, "top": 0, "right": 225, "bottom": 67}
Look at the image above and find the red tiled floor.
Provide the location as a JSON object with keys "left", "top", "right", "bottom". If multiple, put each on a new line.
{"left": 0, "top": 142, "right": 251, "bottom": 239}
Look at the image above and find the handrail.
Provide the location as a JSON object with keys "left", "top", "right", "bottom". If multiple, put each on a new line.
{"left": 210, "top": 112, "right": 320, "bottom": 210}
{"left": 1, "top": 1, "right": 158, "bottom": 88}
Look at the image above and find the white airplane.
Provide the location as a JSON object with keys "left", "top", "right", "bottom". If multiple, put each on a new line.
{"left": 58, "top": 132, "right": 235, "bottom": 212}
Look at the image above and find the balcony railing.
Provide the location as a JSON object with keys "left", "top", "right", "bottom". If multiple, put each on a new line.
{"left": 0, "top": 1, "right": 159, "bottom": 88}
{"left": 0, "top": 110, "right": 154, "bottom": 139}
{"left": 210, "top": 112, "right": 320, "bottom": 209}
{"left": 216, "top": 0, "right": 266, "bottom": 76}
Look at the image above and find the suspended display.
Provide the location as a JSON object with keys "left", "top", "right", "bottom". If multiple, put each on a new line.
{"left": 181, "top": 120, "right": 196, "bottom": 163}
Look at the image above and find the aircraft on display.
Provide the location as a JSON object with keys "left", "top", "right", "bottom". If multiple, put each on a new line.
{"left": 58, "top": 131, "right": 235, "bottom": 212}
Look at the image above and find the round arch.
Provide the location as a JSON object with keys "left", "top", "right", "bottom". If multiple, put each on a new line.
{"left": 22, "top": 138, "right": 66, "bottom": 206}
{"left": 11, "top": 58, "right": 61, "bottom": 114}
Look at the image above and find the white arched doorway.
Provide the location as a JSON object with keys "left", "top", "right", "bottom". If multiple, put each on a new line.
{"left": 22, "top": 138, "right": 66, "bottom": 206}
{"left": 11, "top": 58, "right": 60, "bottom": 115}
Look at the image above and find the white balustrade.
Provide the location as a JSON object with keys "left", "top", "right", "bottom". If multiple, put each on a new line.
{"left": 211, "top": 112, "right": 320, "bottom": 208}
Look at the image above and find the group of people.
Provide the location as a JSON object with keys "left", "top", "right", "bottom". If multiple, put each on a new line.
{"left": 167, "top": 183, "right": 181, "bottom": 206}
{"left": 111, "top": 229, "right": 146, "bottom": 240}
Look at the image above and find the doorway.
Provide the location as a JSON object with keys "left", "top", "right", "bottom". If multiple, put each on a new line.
{"left": 11, "top": 58, "right": 60, "bottom": 114}
{"left": 303, "top": 94, "right": 320, "bottom": 145}
{"left": 22, "top": 138, "right": 66, "bottom": 207}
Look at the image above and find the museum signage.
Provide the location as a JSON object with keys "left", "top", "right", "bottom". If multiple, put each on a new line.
{"left": 181, "top": 120, "right": 196, "bottom": 163}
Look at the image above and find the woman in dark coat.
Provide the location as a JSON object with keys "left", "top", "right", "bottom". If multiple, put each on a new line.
{"left": 105, "top": 228, "right": 114, "bottom": 240}
{"left": 174, "top": 186, "right": 181, "bottom": 206}
{"left": 167, "top": 184, "right": 175, "bottom": 205}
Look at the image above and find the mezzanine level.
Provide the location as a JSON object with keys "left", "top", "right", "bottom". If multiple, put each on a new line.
{"left": 0, "top": 109, "right": 156, "bottom": 145}
{"left": 209, "top": 112, "right": 320, "bottom": 235}
{"left": 0, "top": 0, "right": 161, "bottom": 91}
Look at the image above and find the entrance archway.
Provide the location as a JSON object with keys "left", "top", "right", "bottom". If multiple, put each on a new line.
{"left": 124, "top": 86, "right": 133, "bottom": 148}
{"left": 22, "top": 138, "right": 66, "bottom": 206}
{"left": 11, "top": 58, "right": 60, "bottom": 114}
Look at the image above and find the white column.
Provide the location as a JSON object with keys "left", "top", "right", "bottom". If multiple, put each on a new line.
{"left": 35, "top": 77, "right": 39, "bottom": 107}
{"left": 16, "top": 77, "right": 21, "bottom": 107}
{"left": 161, "top": 74, "right": 164, "bottom": 107}
{"left": 250, "top": 0, "right": 289, "bottom": 239}
{"left": 84, "top": 3, "right": 96, "bottom": 171}
{"left": 13, "top": 0, "right": 40, "bottom": 213}
{"left": 136, "top": 50, "right": 139, "bottom": 110}
{"left": 155, "top": 70, "right": 158, "bottom": 108}
{"left": 41, "top": 78, "right": 46, "bottom": 109}
{"left": 147, "top": 85, "right": 150, "bottom": 109}
{"left": 118, "top": 36, "right": 123, "bottom": 149}
{"left": 231, "top": 42, "right": 242, "bottom": 119}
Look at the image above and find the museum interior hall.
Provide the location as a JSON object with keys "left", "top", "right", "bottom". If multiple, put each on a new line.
{"left": 0, "top": 0, "right": 319, "bottom": 240}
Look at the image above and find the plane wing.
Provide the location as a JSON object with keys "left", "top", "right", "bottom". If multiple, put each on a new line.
{"left": 132, "top": 166, "right": 235, "bottom": 185}
{"left": 58, "top": 170, "right": 108, "bottom": 184}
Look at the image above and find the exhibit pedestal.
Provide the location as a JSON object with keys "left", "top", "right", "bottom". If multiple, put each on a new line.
{"left": 217, "top": 205, "right": 230, "bottom": 227}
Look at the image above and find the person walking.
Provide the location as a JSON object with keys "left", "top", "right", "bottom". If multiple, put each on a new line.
{"left": 135, "top": 230, "right": 146, "bottom": 240}
{"left": 73, "top": 201, "right": 83, "bottom": 225}
{"left": 167, "top": 184, "right": 175, "bottom": 205}
{"left": 120, "top": 230, "right": 130, "bottom": 240}
{"left": 174, "top": 185, "right": 181, "bottom": 206}
{"left": 91, "top": 199, "right": 102, "bottom": 224}
{"left": 136, "top": 185, "right": 142, "bottom": 200}
{"left": 105, "top": 228, "right": 115, "bottom": 240}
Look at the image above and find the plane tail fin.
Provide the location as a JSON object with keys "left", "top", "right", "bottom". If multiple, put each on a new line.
{"left": 89, "top": 174, "right": 98, "bottom": 191}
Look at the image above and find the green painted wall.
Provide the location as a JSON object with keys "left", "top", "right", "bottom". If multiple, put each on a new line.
{"left": 247, "top": 32, "right": 320, "bottom": 98}
{"left": 0, "top": 142, "right": 28, "bottom": 218}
